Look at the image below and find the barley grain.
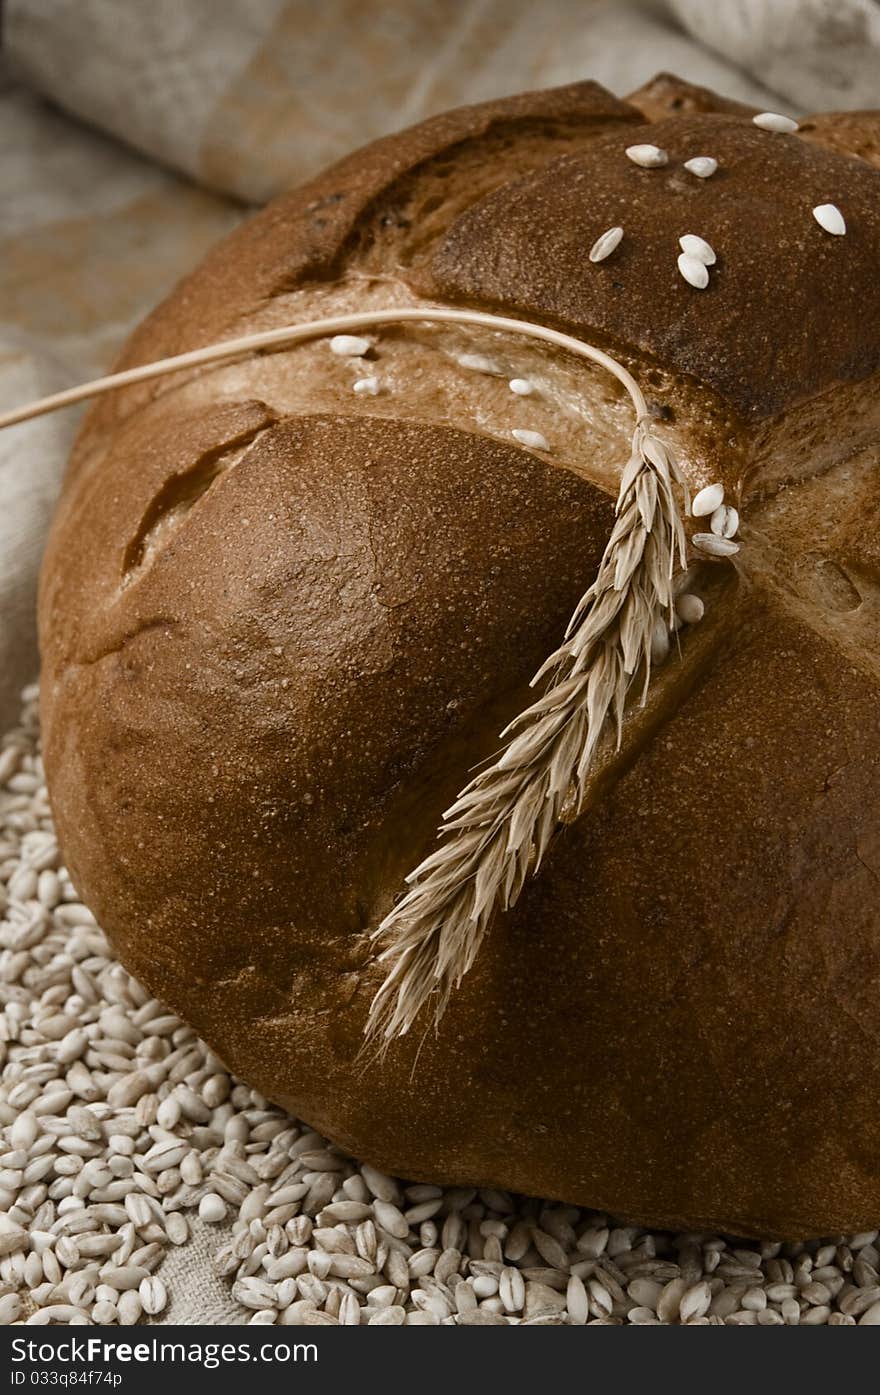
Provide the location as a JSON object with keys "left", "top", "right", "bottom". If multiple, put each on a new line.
{"left": 329, "top": 335, "right": 371, "bottom": 358}
{"left": 369, "top": 1305, "right": 405, "bottom": 1324}
{"left": 625, "top": 144, "right": 668, "bottom": 167}
{"left": 198, "top": 1193, "right": 227, "bottom": 1224}
{"left": 710, "top": 504, "right": 739, "bottom": 539}
{"left": 352, "top": 377, "right": 380, "bottom": 396}
{"left": 589, "top": 226, "right": 624, "bottom": 263}
{"left": 511, "top": 428, "right": 550, "bottom": 451}
{"left": 679, "top": 234, "right": 716, "bottom": 265}
{"left": 677, "top": 253, "right": 710, "bottom": 289}
{"left": 532, "top": 1228, "right": 569, "bottom": 1269}
{"left": 753, "top": 112, "right": 799, "bottom": 133}
{"left": 680, "top": 1280, "right": 712, "bottom": 1322}
{"left": 566, "top": 1273, "right": 589, "bottom": 1324}
{"left": 374, "top": 1199, "right": 409, "bottom": 1239}
{"left": 26, "top": 1304, "right": 81, "bottom": 1324}
{"left": 683, "top": 157, "right": 717, "bottom": 178}
{"left": 812, "top": 203, "right": 846, "bottom": 236}
{"left": 692, "top": 533, "right": 740, "bottom": 558}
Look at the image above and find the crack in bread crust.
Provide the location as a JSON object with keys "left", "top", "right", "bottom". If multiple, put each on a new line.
{"left": 122, "top": 412, "right": 277, "bottom": 582}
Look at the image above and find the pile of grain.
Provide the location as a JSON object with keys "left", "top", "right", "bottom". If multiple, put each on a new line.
{"left": 1, "top": 685, "right": 878, "bottom": 1327}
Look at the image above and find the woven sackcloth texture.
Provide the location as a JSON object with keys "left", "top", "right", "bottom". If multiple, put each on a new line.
{"left": 0, "top": 0, "right": 867, "bottom": 1328}
{"left": 0, "top": 70, "right": 240, "bottom": 733}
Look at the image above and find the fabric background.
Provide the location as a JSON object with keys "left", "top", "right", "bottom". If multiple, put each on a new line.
{"left": 5, "top": 0, "right": 788, "bottom": 202}
{"left": 0, "top": 68, "right": 240, "bottom": 728}
{"left": 0, "top": 0, "right": 875, "bottom": 1323}
{"left": 668, "top": 0, "right": 880, "bottom": 113}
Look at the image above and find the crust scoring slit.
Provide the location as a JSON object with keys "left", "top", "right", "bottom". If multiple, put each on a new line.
{"left": 122, "top": 405, "right": 276, "bottom": 582}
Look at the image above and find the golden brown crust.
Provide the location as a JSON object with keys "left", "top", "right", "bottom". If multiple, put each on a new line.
{"left": 39, "top": 77, "right": 880, "bottom": 1236}
{"left": 41, "top": 410, "right": 617, "bottom": 978}
{"left": 625, "top": 71, "right": 760, "bottom": 122}
{"left": 799, "top": 111, "right": 880, "bottom": 170}
{"left": 427, "top": 113, "right": 880, "bottom": 421}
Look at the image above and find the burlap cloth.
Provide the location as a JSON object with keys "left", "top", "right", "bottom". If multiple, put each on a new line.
{"left": 0, "top": 0, "right": 874, "bottom": 1323}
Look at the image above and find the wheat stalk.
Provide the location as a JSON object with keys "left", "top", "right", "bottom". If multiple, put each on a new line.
{"left": 366, "top": 417, "right": 689, "bottom": 1045}
{"left": 0, "top": 304, "right": 690, "bottom": 1050}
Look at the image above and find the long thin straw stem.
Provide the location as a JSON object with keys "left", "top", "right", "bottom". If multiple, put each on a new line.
{"left": 0, "top": 308, "right": 648, "bottom": 432}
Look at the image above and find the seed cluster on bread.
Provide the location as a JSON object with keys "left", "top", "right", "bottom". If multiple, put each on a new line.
{"left": 39, "top": 73, "right": 880, "bottom": 1237}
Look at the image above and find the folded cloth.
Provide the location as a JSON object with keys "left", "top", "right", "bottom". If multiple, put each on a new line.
{"left": 5, "top": 0, "right": 783, "bottom": 203}
{"left": 0, "top": 72, "right": 240, "bottom": 729}
{"left": 668, "top": 0, "right": 880, "bottom": 112}
{"left": 0, "top": 351, "right": 76, "bottom": 731}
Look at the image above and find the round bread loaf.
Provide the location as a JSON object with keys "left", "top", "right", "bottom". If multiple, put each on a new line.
{"left": 39, "top": 74, "right": 880, "bottom": 1237}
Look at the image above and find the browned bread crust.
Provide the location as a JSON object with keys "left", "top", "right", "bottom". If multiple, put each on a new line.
{"left": 427, "top": 113, "right": 880, "bottom": 420}
{"left": 799, "top": 110, "right": 880, "bottom": 169}
{"left": 40, "top": 76, "right": 880, "bottom": 1236}
{"left": 624, "top": 71, "right": 761, "bottom": 122}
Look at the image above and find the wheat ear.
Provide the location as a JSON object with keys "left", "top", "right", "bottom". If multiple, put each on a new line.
{"left": 0, "top": 305, "right": 689, "bottom": 1048}
{"left": 365, "top": 419, "right": 689, "bottom": 1046}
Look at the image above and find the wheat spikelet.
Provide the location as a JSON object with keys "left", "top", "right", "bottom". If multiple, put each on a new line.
{"left": 366, "top": 418, "right": 688, "bottom": 1045}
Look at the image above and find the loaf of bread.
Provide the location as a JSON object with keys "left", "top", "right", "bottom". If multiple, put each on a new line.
{"left": 39, "top": 73, "right": 880, "bottom": 1237}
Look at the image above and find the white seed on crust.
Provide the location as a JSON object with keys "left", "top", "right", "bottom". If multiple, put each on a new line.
{"left": 677, "top": 253, "right": 709, "bottom": 289}
{"left": 329, "top": 334, "right": 371, "bottom": 357}
{"left": 508, "top": 378, "right": 535, "bottom": 396}
{"left": 589, "top": 226, "right": 624, "bottom": 263}
{"left": 352, "top": 376, "right": 380, "bottom": 395}
{"left": 710, "top": 504, "right": 739, "bottom": 539}
{"left": 456, "top": 352, "right": 501, "bottom": 374}
{"left": 684, "top": 156, "right": 718, "bottom": 178}
{"left": 812, "top": 203, "right": 846, "bottom": 236}
{"left": 625, "top": 144, "right": 668, "bottom": 168}
{"left": 675, "top": 593, "right": 705, "bottom": 625}
{"left": 692, "top": 532, "right": 740, "bottom": 557}
{"left": 511, "top": 429, "right": 550, "bottom": 451}
{"left": 753, "top": 112, "right": 799, "bottom": 133}
{"left": 692, "top": 482, "right": 724, "bottom": 517}
{"left": 679, "top": 234, "right": 716, "bottom": 266}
